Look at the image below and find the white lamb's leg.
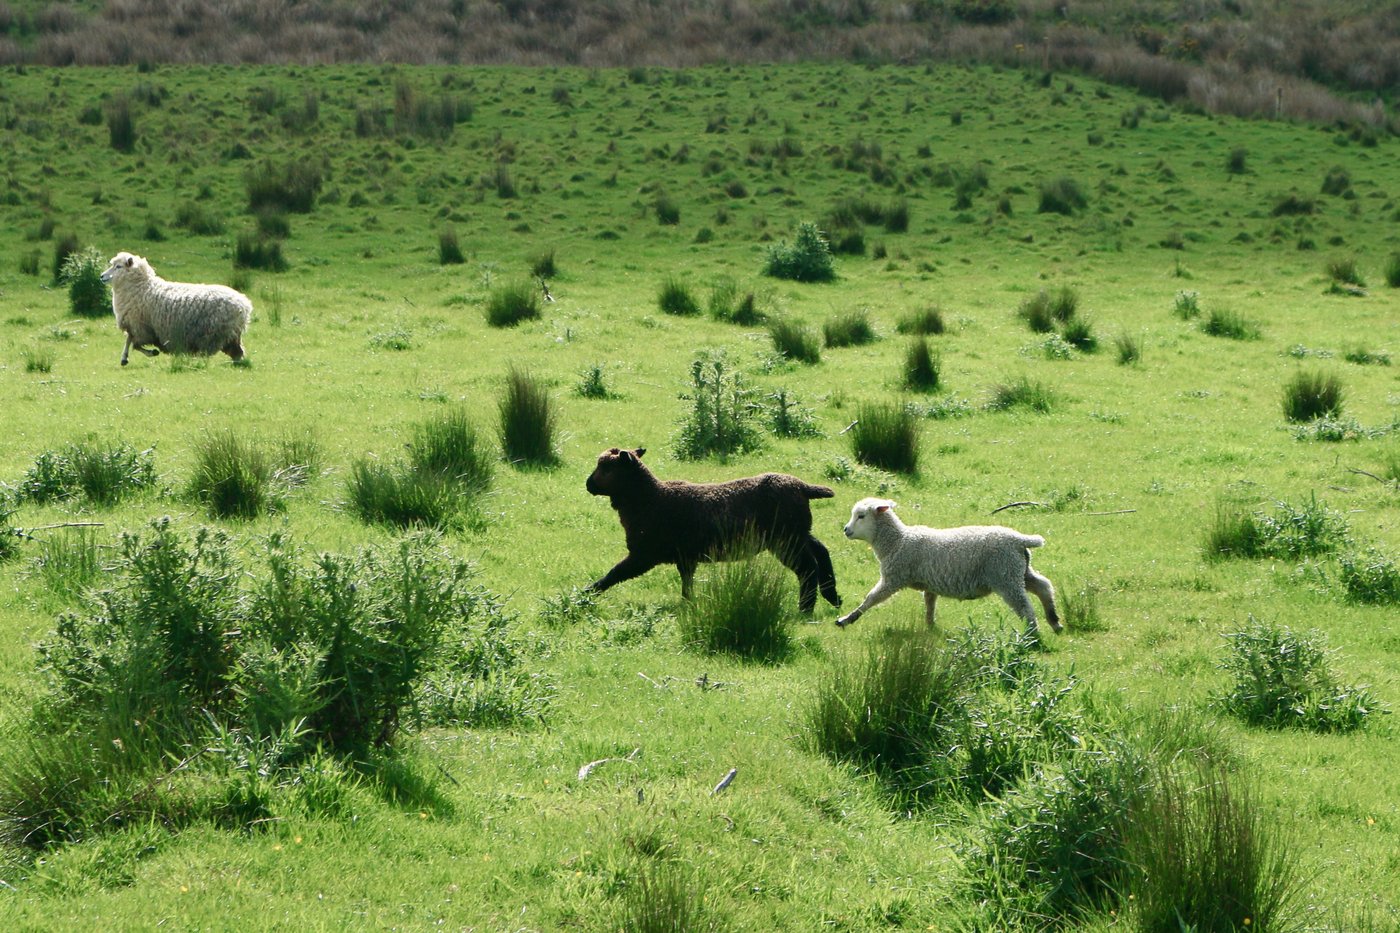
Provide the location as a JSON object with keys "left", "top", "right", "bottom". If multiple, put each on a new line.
{"left": 121, "top": 334, "right": 132, "bottom": 366}
{"left": 835, "top": 577, "right": 899, "bottom": 628}
{"left": 923, "top": 590, "right": 938, "bottom": 627}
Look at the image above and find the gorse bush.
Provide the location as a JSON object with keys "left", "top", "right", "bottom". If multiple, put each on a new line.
{"left": 498, "top": 367, "right": 559, "bottom": 467}
{"left": 768, "top": 317, "right": 821, "bottom": 365}
{"left": 822, "top": 308, "right": 875, "bottom": 348}
{"left": 657, "top": 277, "right": 700, "bottom": 316}
{"left": 764, "top": 222, "right": 835, "bottom": 282}
{"left": 1282, "top": 369, "right": 1344, "bottom": 422}
{"left": 18, "top": 439, "right": 157, "bottom": 506}
{"left": 484, "top": 280, "right": 540, "bottom": 327}
{"left": 59, "top": 246, "right": 110, "bottom": 318}
{"left": 850, "top": 402, "right": 919, "bottom": 473}
{"left": 1, "top": 521, "right": 518, "bottom": 847}
{"left": 678, "top": 551, "right": 792, "bottom": 661}
{"left": 1215, "top": 617, "right": 1379, "bottom": 733}
{"left": 674, "top": 352, "right": 763, "bottom": 460}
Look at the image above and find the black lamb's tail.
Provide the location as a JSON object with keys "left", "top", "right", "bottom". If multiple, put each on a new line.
{"left": 804, "top": 483, "right": 835, "bottom": 500}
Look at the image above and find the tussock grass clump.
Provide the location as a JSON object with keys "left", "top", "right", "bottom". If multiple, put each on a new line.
{"left": 1037, "top": 176, "right": 1087, "bottom": 215}
{"left": 903, "top": 338, "right": 940, "bottom": 392}
{"left": 59, "top": 246, "right": 110, "bottom": 318}
{"left": 105, "top": 95, "right": 136, "bottom": 152}
{"left": 657, "top": 277, "right": 700, "bottom": 316}
{"left": 438, "top": 226, "right": 465, "bottom": 265}
{"left": 22, "top": 346, "right": 54, "bottom": 373}
{"left": 1320, "top": 164, "right": 1351, "bottom": 196}
{"left": 1271, "top": 192, "right": 1315, "bottom": 216}
{"left": 1282, "top": 369, "right": 1344, "bottom": 422}
{"left": 1200, "top": 307, "right": 1260, "bottom": 340}
{"left": 1114, "top": 332, "right": 1143, "bottom": 365}
{"left": 347, "top": 460, "right": 460, "bottom": 528}
{"left": 498, "top": 367, "right": 559, "bottom": 468}
{"left": 528, "top": 248, "right": 556, "bottom": 279}
{"left": 245, "top": 159, "right": 323, "bottom": 214}
{"left": 1017, "top": 286, "right": 1076, "bottom": 333}
{"left": 708, "top": 279, "right": 764, "bottom": 325}
{"left": 1060, "top": 316, "right": 1097, "bottom": 352}
{"left": 618, "top": 861, "right": 713, "bottom": 933}
{"left": 1058, "top": 581, "right": 1106, "bottom": 632}
{"left": 1385, "top": 252, "right": 1400, "bottom": 288}
{"left": 1226, "top": 146, "right": 1248, "bottom": 174}
{"left": 18, "top": 439, "right": 157, "bottom": 506}
{"left": 1336, "top": 546, "right": 1400, "bottom": 605}
{"left": 1204, "top": 495, "right": 1348, "bottom": 562}
{"left": 1325, "top": 255, "right": 1365, "bottom": 289}
{"left": 50, "top": 233, "right": 80, "bottom": 286}
{"left": 409, "top": 408, "right": 494, "bottom": 493}
{"left": 654, "top": 192, "right": 681, "bottom": 225}
{"left": 985, "top": 376, "right": 1056, "bottom": 413}
{"left": 822, "top": 308, "right": 875, "bottom": 348}
{"left": 1215, "top": 618, "right": 1379, "bottom": 733}
{"left": 1344, "top": 345, "right": 1390, "bottom": 366}
{"left": 674, "top": 352, "right": 763, "bottom": 460}
{"left": 895, "top": 305, "right": 945, "bottom": 336}
{"left": 850, "top": 402, "right": 919, "bottom": 474}
{"left": 234, "top": 231, "right": 288, "bottom": 271}
{"left": 764, "top": 222, "right": 835, "bottom": 283}
{"left": 188, "top": 430, "right": 281, "bottom": 520}
{"left": 679, "top": 551, "right": 792, "bottom": 661}
{"left": 174, "top": 200, "right": 225, "bottom": 236}
{"left": 1127, "top": 759, "right": 1301, "bottom": 933}
{"left": 1172, "top": 289, "right": 1201, "bottom": 319}
{"left": 485, "top": 280, "right": 541, "bottom": 327}
{"left": 768, "top": 317, "right": 821, "bottom": 365}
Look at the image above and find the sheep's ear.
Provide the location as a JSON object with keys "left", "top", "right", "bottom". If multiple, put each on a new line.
{"left": 633, "top": 447, "right": 646, "bottom": 459}
{"left": 875, "top": 504, "right": 891, "bottom": 514}
{"left": 124, "top": 256, "right": 134, "bottom": 268}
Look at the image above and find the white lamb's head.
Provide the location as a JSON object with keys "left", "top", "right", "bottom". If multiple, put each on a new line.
{"left": 100, "top": 251, "right": 153, "bottom": 286}
{"left": 843, "top": 497, "right": 896, "bottom": 542}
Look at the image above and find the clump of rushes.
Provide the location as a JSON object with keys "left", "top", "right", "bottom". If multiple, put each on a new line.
{"left": 823, "top": 308, "right": 875, "bottom": 348}
{"left": 903, "top": 338, "right": 940, "bottom": 392}
{"left": 498, "top": 367, "right": 559, "bottom": 467}
{"left": 657, "top": 277, "right": 700, "bottom": 316}
{"left": 895, "top": 306, "right": 944, "bottom": 336}
{"left": 485, "top": 280, "right": 540, "bottom": 327}
{"left": 1282, "top": 369, "right": 1344, "bottom": 423}
{"left": 768, "top": 317, "right": 821, "bottom": 364}
{"left": 850, "top": 401, "right": 919, "bottom": 473}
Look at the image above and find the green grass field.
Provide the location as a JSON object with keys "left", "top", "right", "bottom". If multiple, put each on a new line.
{"left": 1, "top": 61, "right": 1398, "bottom": 929}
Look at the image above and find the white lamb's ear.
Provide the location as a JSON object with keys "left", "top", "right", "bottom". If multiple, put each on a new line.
{"left": 124, "top": 255, "right": 134, "bottom": 268}
{"left": 875, "top": 504, "right": 890, "bottom": 514}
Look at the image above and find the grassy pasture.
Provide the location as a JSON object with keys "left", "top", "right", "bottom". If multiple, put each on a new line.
{"left": 0, "top": 61, "right": 1399, "bottom": 928}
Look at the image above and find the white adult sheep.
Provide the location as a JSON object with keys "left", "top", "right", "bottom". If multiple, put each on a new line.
{"left": 834, "top": 497, "right": 1061, "bottom": 636}
{"left": 100, "top": 251, "right": 252, "bottom": 366}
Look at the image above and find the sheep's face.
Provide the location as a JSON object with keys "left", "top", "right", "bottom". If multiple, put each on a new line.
{"left": 100, "top": 252, "right": 149, "bottom": 285}
{"left": 843, "top": 498, "right": 895, "bottom": 542}
{"left": 586, "top": 447, "right": 647, "bottom": 497}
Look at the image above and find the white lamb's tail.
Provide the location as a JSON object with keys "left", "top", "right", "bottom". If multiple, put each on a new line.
{"left": 1019, "top": 533, "right": 1046, "bottom": 549}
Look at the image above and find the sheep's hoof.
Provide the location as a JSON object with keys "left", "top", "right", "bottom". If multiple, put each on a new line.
{"left": 120, "top": 358, "right": 129, "bottom": 366}
{"left": 834, "top": 615, "right": 856, "bottom": 628}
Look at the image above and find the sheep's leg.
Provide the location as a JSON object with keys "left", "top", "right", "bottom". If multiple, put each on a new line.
{"left": 807, "top": 536, "right": 841, "bottom": 608}
{"left": 835, "top": 578, "right": 899, "bottom": 628}
{"left": 222, "top": 338, "right": 245, "bottom": 361}
{"left": 121, "top": 334, "right": 132, "bottom": 366}
{"left": 773, "top": 541, "right": 820, "bottom": 614}
{"left": 677, "top": 557, "right": 697, "bottom": 601}
{"left": 923, "top": 591, "right": 938, "bottom": 627}
{"left": 588, "top": 553, "right": 659, "bottom": 594}
{"left": 1025, "top": 569, "right": 1062, "bottom": 632}
{"left": 998, "top": 587, "right": 1042, "bottom": 637}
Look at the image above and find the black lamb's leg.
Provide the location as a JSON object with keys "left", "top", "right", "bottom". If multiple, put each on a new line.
{"left": 807, "top": 536, "right": 840, "bottom": 607}
{"left": 678, "top": 557, "right": 697, "bottom": 600}
{"left": 588, "top": 552, "right": 658, "bottom": 593}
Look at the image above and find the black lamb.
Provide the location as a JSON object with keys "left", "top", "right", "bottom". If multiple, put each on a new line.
{"left": 585, "top": 447, "right": 841, "bottom": 613}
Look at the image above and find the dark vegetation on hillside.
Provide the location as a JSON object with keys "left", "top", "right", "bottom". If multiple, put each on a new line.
{"left": 0, "top": 0, "right": 1396, "bottom": 130}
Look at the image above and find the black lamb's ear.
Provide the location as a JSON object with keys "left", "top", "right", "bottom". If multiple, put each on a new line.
{"left": 634, "top": 447, "right": 646, "bottom": 459}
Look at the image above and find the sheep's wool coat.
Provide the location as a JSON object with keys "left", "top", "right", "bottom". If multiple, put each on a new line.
{"left": 106, "top": 252, "right": 251, "bottom": 355}
{"left": 868, "top": 520, "right": 1042, "bottom": 599}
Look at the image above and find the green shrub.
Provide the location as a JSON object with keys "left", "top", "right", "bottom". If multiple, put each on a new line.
{"left": 575, "top": 363, "right": 614, "bottom": 400}
{"left": 485, "top": 281, "right": 540, "bottom": 327}
{"left": 903, "top": 338, "right": 940, "bottom": 392}
{"left": 1282, "top": 369, "right": 1344, "bottom": 422}
{"left": 1226, "top": 147, "right": 1248, "bottom": 174}
{"left": 678, "top": 552, "right": 792, "bottom": 661}
{"left": 764, "top": 222, "right": 836, "bottom": 283}
{"left": 1201, "top": 307, "right": 1260, "bottom": 340}
{"left": 1128, "top": 759, "right": 1302, "bottom": 933}
{"left": 674, "top": 352, "right": 763, "bottom": 460}
{"left": 850, "top": 402, "right": 919, "bottom": 474}
{"left": 0, "top": 503, "right": 22, "bottom": 564}
{"left": 59, "top": 246, "right": 110, "bottom": 318}
{"left": 986, "top": 376, "right": 1056, "bottom": 413}
{"left": 1215, "top": 618, "right": 1379, "bottom": 733}
{"left": 657, "top": 277, "right": 700, "bottom": 316}
{"left": 498, "top": 367, "right": 559, "bottom": 467}
{"left": 438, "top": 226, "right": 465, "bottom": 265}
{"left": 768, "top": 317, "right": 821, "bottom": 364}
{"left": 654, "top": 192, "right": 680, "bottom": 225}
{"left": 51, "top": 233, "right": 80, "bottom": 286}
{"left": 19, "top": 440, "right": 157, "bottom": 506}
{"left": 188, "top": 430, "right": 281, "bottom": 520}
{"left": 1037, "top": 176, "right": 1087, "bottom": 215}
{"left": 895, "top": 306, "right": 945, "bottom": 336}
{"left": 822, "top": 308, "right": 875, "bottom": 348}
{"left": 764, "top": 388, "right": 821, "bottom": 438}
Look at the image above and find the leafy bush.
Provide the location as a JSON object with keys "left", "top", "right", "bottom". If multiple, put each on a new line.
{"left": 1037, "top": 176, "right": 1087, "bottom": 215}
{"left": 1282, "top": 369, "right": 1344, "bottom": 422}
{"left": 674, "top": 352, "right": 763, "bottom": 460}
{"left": 657, "top": 277, "right": 700, "bottom": 316}
{"left": 51, "top": 233, "right": 80, "bottom": 286}
{"left": 485, "top": 280, "right": 540, "bottom": 327}
{"left": 895, "top": 306, "right": 944, "bottom": 336}
{"left": 1201, "top": 307, "right": 1260, "bottom": 340}
{"left": 768, "top": 317, "right": 821, "bottom": 364}
{"left": 903, "top": 338, "right": 940, "bottom": 392}
{"left": 18, "top": 439, "right": 157, "bottom": 506}
{"left": 822, "top": 308, "right": 875, "bottom": 348}
{"left": 678, "top": 551, "right": 792, "bottom": 661}
{"left": 1215, "top": 618, "right": 1379, "bottom": 733}
{"left": 764, "top": 222, "right": 836, "bottom": 283}
{"left": 59, "top": 246, "right": 110, "bottom": 318}
{"left": 498, "top": 367, "right": 559, "bottom": 468}
{"left": 850, "top": 402, "right": 919, "bottom": 474}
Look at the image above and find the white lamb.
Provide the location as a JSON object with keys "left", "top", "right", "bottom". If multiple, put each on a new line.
{"left": 834, "top": 497, "right": 1061, "bottom": 636}
{"left": 100, "top": 251, "right": 252, "bottom": 366}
